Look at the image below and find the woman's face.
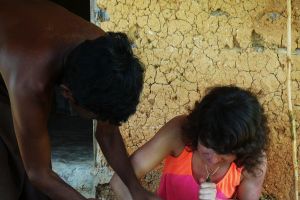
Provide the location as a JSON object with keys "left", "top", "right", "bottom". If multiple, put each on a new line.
{"left": 196, "top": 143, "right": 236, "bottom": 166}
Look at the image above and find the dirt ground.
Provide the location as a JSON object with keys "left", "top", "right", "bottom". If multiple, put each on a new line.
{"left": 95, "top": 0, "right": 300, "bottom": 199}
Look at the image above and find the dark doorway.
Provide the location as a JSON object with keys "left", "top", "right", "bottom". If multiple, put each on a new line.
{"left": 48, "top": 114, "right": 94, "bottom": 197}
{"left": 50, "top": 0, "right": 90, "bottom": 21}
{"left": 47, "top": 0, "right": 93, "bottom": 166}
{"left": 46, "top": 1, "right": 95, "bottom": 197}
{"left": 49, "top": 115, "right": 93, "bottom": 164}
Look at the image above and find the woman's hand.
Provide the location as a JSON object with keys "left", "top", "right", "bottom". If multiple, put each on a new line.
{"left": 199, "top": 182, "right": 217, "bottom": 200}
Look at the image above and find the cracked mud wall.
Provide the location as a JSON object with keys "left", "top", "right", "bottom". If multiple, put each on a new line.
{"left": 95, "top": 0, "right": 300, "bottom": 199}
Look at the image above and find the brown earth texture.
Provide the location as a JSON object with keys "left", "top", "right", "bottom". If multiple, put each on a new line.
{"left": 95, "top": 0, "right": 300, "bottom": 199}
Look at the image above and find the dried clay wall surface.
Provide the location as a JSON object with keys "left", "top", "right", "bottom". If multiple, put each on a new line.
{"left": 95, "top": 0, "right": 300, "bottom": 199}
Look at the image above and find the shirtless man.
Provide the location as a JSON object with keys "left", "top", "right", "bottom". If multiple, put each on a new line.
{"left": 0, "top": 1, "right": 159, "bottom": 199}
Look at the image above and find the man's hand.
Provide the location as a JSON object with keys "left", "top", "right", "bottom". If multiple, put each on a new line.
{"left": 199, "top": 182, "right": 217, "bottom": 200}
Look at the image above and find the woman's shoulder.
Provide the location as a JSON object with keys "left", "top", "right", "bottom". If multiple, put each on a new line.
{"left": 162, "top": 115, "right": 187, "bottom": 138}
{"left": 167, "top": 114, "right": 187, "bottom": 127}
{"left": 161, "top": 115, "right": 187, "bottom": 157}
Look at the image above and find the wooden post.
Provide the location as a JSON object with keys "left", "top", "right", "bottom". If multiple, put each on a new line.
{"left": 286, "top": 1, "right": 299, "bottom": 199}
{"left": 90, "top": 0, "right": 98, "bottom": 167}
{"left": 89, "top": 1, "right": 114, "bottom": 192}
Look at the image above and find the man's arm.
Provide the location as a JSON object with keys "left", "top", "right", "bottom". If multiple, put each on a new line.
{"left": 95, "top": 121, "right": 164, "bottom": 200}
{"left": 95, "top": 121, "right": 146, "bottom": 198}
{"left": 10, "top": 87, "right": 88, "bottom": 200}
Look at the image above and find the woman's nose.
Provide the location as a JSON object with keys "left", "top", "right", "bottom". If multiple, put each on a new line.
{"left": 205, "top": 153, "right": 221, "bottom": 164}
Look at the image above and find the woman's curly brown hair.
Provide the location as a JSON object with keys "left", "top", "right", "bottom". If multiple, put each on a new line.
{"left": 182, "top": 86, "right": 269, "bottom": 175}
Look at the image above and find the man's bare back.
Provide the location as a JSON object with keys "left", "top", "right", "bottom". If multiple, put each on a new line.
{"left": 0, "top": 0, "right": 104, "bottom": 90}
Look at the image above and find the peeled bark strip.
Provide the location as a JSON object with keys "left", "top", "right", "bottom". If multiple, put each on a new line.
{"left": 286, "top": 1, "right": 298, "bottom": 200}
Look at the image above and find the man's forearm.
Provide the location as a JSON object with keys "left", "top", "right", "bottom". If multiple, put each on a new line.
{"left": 30, "top": 169, "right": 86, "bottom": 200}
{"left": 96, "top": 123, "right": 142, "bottom": 193}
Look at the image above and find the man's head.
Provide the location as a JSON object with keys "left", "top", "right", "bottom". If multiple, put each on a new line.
{"left": 62, "top": 32, "right": 144, "bottom": 125}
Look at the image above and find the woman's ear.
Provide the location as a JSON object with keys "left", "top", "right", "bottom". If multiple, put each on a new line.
{"left": 60, "top": 84, "right": 75, "bottom": 102}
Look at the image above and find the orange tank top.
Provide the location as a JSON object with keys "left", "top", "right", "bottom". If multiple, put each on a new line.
{"left": 157, "top": 148, "right": 243, "bottom": 200}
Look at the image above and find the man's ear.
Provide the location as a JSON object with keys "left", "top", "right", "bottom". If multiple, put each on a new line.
{"left": 60, "top": 84, "right": 75, "bottom": 102}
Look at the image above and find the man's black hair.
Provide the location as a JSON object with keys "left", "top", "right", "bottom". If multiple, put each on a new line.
{"left": 182, "top": 86, "right": 269, "bottom": 174}
{"left": 63, "top": 32, "right": 144, "bottom": 125}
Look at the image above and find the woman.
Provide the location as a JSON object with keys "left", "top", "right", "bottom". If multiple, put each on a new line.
{"left": 110, "top": 86, "right": 268, "bottom": 200}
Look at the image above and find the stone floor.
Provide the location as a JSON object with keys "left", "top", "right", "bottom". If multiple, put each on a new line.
{"left": 49, "top": 115, "right": 95, "bottom": 198}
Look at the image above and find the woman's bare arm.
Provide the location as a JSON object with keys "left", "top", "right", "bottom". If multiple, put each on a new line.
{"left": 110, "top": 116, "right": 186, "bottom": 200}
{"left": 236, "top": 157, "right": 267, "bottom": 200}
